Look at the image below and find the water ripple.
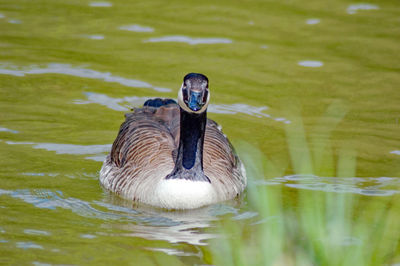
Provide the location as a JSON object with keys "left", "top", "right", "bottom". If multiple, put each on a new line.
{"left": 255, "top": 175, "right": 400, "bottom": 196}
{"left": 119, "top": 24, "right": 154, "bottom": 32}
{"left": 146, "top": 247, "right": 201, "bottom": 257}
{"left": 0, "top": 189, "right": 141, "bottom": 221}
{"left": 74, "top": 92, "right": 148, "bottom": 111}
{"left": 82, "top": 34, "right": 105, "bottom": 40}
{"left": 144, "top": 36, "right": 233, "bottom": 45}
{"left": 24, "top": 229, "right": 51, "bottom": 236}
{"left": 0, "top": 63, "right": 171, "bottom": 92}
{"left": 0, "top": 127, "right": 18, "bottom": 134}
{"left": 306, "top": 18, "right": 320, "bottom": 25}
{"left": 298, "top": 60, "right": 324, "bottom": 67}
{"left": 16, "top": 242, "right": 43, "bottom": 250}
{"left": 347, "top": 3, "right": 379, "bottom": 14}
{"left": 80, "top": 234, "right": 97, "bottom": 239}
{"left": 33, "top": 262, "right": 52, "bottom": 266}
{"left": 111, "top": 222, "right": 217, "bottom": 245}
{"left": 89, "top": 1, "right": 112, "bottom": 7}
{"left": 5, "top": 140, "right": 110, "bottom": 161}
{"left": 8, "top": 19, "right": 21, "bottom": 24}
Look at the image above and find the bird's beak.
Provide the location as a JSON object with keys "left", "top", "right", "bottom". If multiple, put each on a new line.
{"left": 188, "top": 91, "right": 204, "bottom": 111}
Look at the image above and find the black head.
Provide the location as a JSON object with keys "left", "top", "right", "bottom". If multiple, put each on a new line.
{"left": 178, "top": 73, "right": 210, "bottom": 113}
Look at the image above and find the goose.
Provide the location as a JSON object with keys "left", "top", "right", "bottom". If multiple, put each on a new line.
{"left": 100, "top": 73, "right": 246, "bottom": 209}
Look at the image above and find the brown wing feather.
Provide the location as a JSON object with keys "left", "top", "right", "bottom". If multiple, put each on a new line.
{"left": 111, "top": 105, "right": 179, "bottom": 166}
{"left": 102, "top": 105, "right": 179, "bottom": 199}
{"left": 203, "top": 120, "right": 246, "bottom": 199}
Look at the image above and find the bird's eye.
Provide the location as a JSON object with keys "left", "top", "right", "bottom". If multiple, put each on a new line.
{"left": 182, "top": 87, "right": 189, "bottom": 103}
{"left": 202, "top": 90, "right": 208, "bottom": 103}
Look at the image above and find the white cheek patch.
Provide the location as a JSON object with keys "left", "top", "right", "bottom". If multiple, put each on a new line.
{"left": 178, "top": 86, "right": 210, "bottom": 114}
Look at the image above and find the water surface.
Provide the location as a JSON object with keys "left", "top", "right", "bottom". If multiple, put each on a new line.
{"left": 0, "top": 0, "right": 399, "bottom": 264}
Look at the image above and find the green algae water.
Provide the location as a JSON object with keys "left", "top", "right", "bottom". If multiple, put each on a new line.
{"left": 0, "top": 0, "right": 399, "bottom": 265}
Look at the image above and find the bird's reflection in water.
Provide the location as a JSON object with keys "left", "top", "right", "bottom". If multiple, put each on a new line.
{"left": 100, "top": 192, "right": 243, "bottom": 246}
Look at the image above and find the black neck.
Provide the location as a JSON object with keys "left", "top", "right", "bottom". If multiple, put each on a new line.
{"left": 166, "top": 108, "right": 210, "bottom": 182}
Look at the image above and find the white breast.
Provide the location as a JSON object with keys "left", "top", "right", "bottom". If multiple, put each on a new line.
{"left": 151, "top": 179, "right": 218, "bottom": 209}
